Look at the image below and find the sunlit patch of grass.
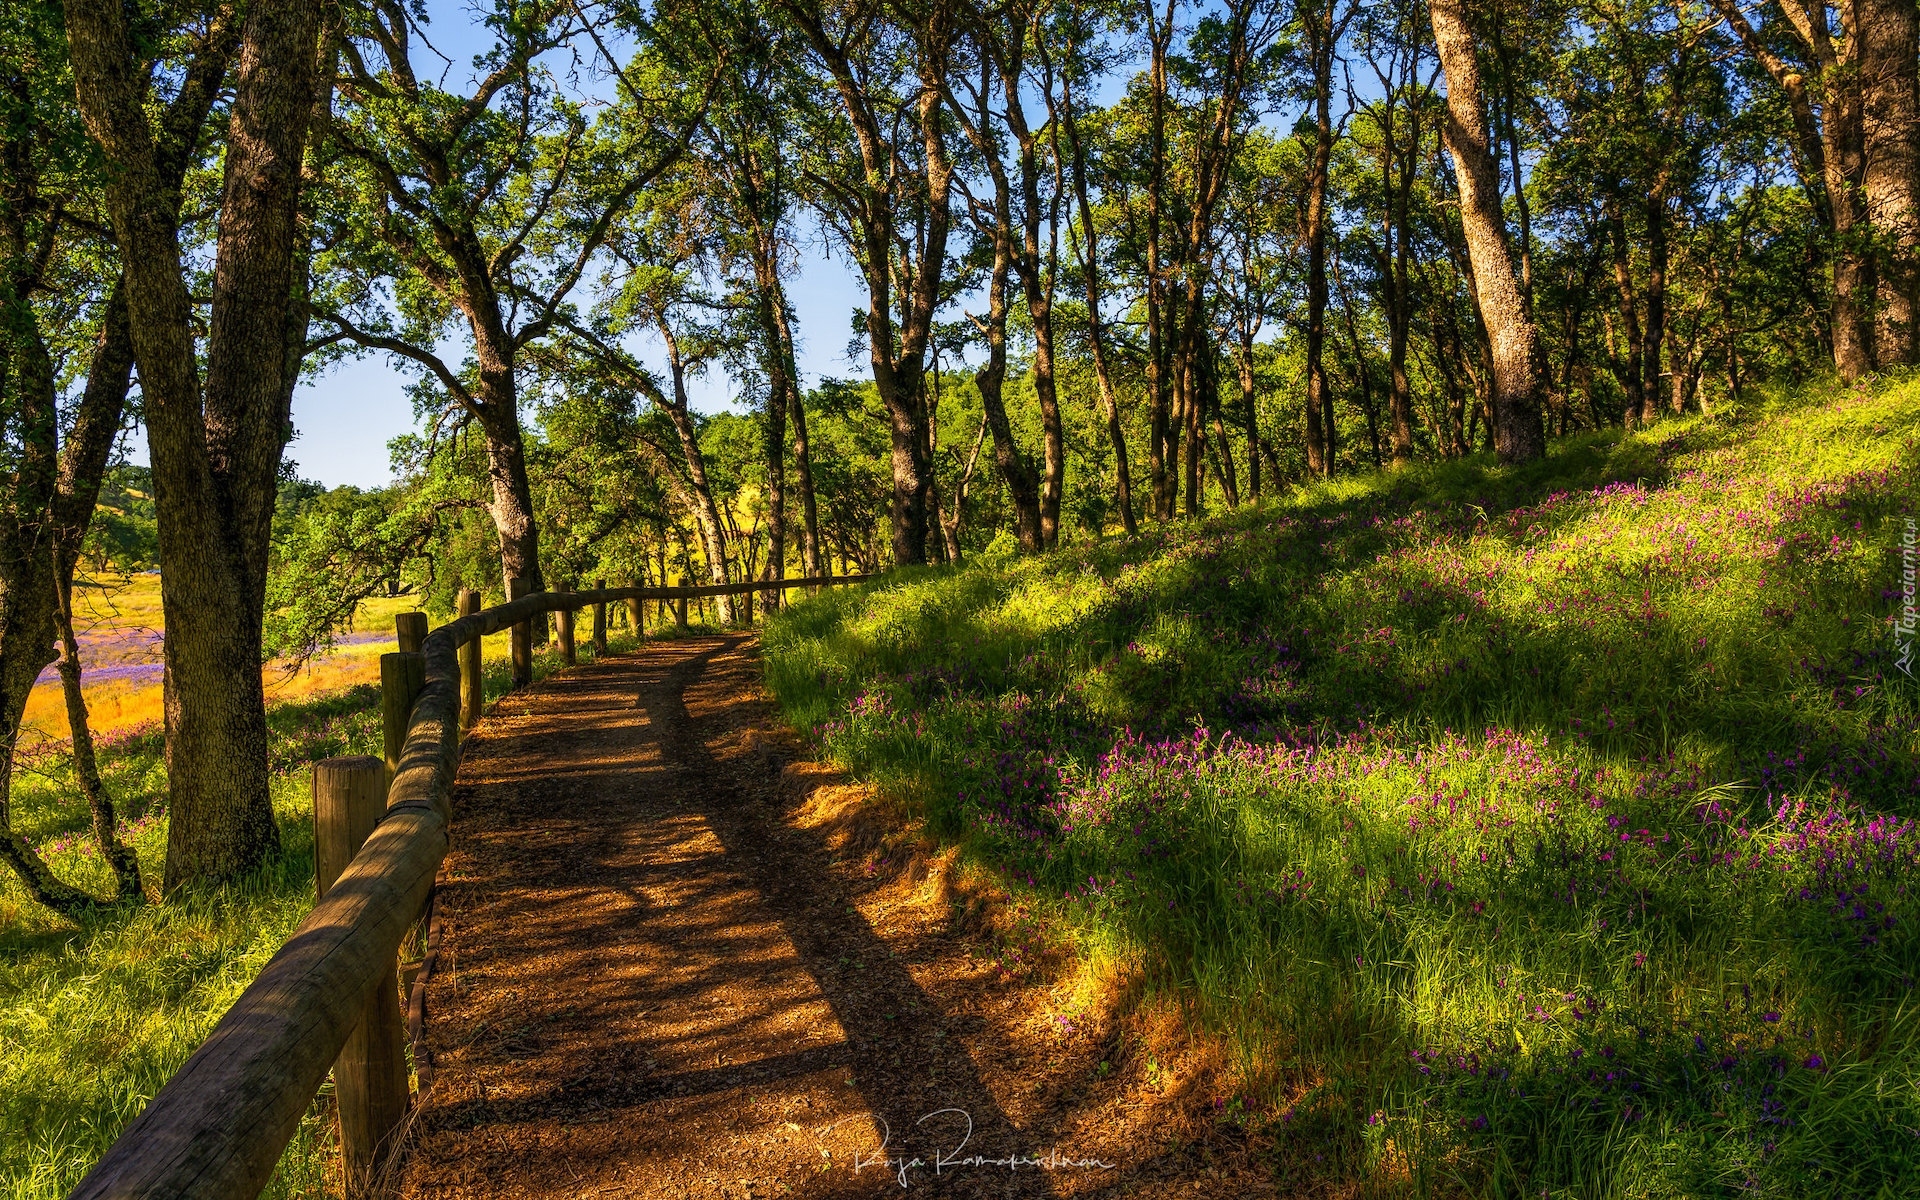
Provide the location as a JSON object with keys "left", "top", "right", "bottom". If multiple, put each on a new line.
{"left": 765, "top": 377, "right": 1920, "bottom": 1195}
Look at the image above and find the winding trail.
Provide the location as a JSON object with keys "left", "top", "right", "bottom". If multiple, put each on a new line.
{"left": 401, "top": 636, "right": 1275, "bottom": 1199}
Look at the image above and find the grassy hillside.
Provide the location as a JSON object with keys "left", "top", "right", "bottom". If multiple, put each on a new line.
{"left": 764, "top": 378, "right": 1920, "bottom": 1197}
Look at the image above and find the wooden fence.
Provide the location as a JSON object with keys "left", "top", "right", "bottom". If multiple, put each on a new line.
{"left": 70, "top": 574, "right": 871, "bottom": 1200}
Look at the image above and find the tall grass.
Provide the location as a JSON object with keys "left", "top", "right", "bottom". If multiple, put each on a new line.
{"left": 0, "top": 626, "right": 634, "bottom": 1197}
{"left": 763, "top": 378, "right": 1920, "bottom": 1197}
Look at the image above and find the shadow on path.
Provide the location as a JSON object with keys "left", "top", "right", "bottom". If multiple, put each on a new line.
{"left": 402, "top": 637, "right": 1130, "bottom": 1199}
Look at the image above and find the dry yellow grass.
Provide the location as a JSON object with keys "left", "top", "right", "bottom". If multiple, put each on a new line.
{"left": 19, "top": 575, "right": 476, "bottom": 744}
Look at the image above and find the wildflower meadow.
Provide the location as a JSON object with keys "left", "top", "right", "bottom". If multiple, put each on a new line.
{"left": 764, "top": 378, "right": 1920, "bottom": 1196}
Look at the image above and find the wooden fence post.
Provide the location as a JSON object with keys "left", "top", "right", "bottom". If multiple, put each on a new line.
{"left": 507, "top": 576, "right": 533, "bottom": 688}
{"left": 458, "top": 588, "right": 481, "bottom": 733}
{"left": 592, "top": 580, "right": 607, "bottom": 656}
{"left": 557, "top": 602, "right": 576, "bottom": 666}
{"left": 312, "top": 756, "right": 411, "bottom": 1190}
{"left": 381, "top": 652, "right": 425, "bottom": 785}
{"left": 675, "top": 576, "right": 689, "bottom": 630}
{"left": 394, "top": 611, "right": 428, "bottom": 655}
{"left": 627, "top": 580, "right": 644, "bottom": 643}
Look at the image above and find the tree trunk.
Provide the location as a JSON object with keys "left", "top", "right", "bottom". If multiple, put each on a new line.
{"left": 975, "top": 227, "right": 1044, "bottom": 551}
{"left": 750, "top": 219, "right": 818, "bottom": 578}
{"left": 0, "top": 15, "right": 227, "bottom": 912}
{"left": 1182, "top": 323, "right": 1203, "bottom": 515}
{"left": 1063, "top": 70, "right": 1138, "bottom": 533}
{"left": 67, "top": 0, "right": 325, "bottom": 890}
{"left": 762, "top": 362, "right": 787, "bottom": 605}
{"left": 784, "top": 2, "right": 947, "bottom": 565}
{"left": 1708, "top": 0, "right": 1875, "bottom": 379}
{"left": 1203, "top": 348, "right": 1239, "bottom": 506}
{"left": 1385, "top": 119, "right": 1418, "bottom": 463}
{"left": 57, "top": 575, "right": 141, "bottom": 900}
{"left": 1434, "top": 301, "right": 1470, "bottom": 455}
{"left": 1147, "top": 287, "right": 1172, "bottom": 517}
{"left": 925, "top": 375, "right": 948, "bottom": 566}
{"left": 1235, "top": 328, "right": 1262, "bottom": 496}
{"left": 1642, "top": 193, "right": 1669, "bottom": 426}
{"left": 1822, "top": 53, "right": 1877, "bottom": 380}
{"left": 1604, "top": 203, "right": 1646, "bottom": 425}
{"left": 1864, "top": 0, "right": 1920, "bottom": 366}
{"left": 1302, "top": 6, "right": 1335, "bottom": 478}
{"left": 1000, "top": 64, "right": 1065, "bottom": 549}
{"left": 1667, "top": 316, "right": 1699, "bottom": 415}
{"left": 658, "top": 330, "right": 734, "bottom": 620}
{"left": 1345, "top": 302, "right": 1384, "bottom": 468}
{"left": 0, "top": 300, "right": 101, "bottom": 917}
{"left": 47, "top": 286, "right": 144, "bottom": 908}
{"left": 788, "top": 381, "right": 822, "bottom": 578}
{"left": 1429, "top": 0, "right": 1546, "bottom": 462}
{"left": 1146, "top": 0, "right": 1175, "bottom": 519}
{"left": 748, "top": 227, "right": 800, "bottom": 602}
{"left": 942, "top": 415, "right": 984, "bottom": 562}
{"left": 475, "top": 373, "right": 544, "bottom": 590}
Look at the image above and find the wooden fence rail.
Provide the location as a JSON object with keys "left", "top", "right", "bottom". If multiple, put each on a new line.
{"left": 71, "top": 574, "right": 872, "bottom": 1200}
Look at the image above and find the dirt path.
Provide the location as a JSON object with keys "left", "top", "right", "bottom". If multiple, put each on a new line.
{"left": 402, "top": 636, "right": 1275, "bottom": 1199}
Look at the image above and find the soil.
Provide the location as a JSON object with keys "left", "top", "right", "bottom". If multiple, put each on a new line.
{"left": 400, "top": 635, "right": 1278, "bottom": 1199}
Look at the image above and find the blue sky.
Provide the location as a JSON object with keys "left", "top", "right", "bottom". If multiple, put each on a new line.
{"left": 286, "top": 237, "right": 870, "bottom": 489}
{"left": 276, "top": 1, "right": 876, "bottom": 489}
{"left": 123, "top": 1, "right": 1179, "bottom": 488}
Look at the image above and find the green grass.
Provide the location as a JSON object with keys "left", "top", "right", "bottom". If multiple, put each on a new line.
{"left": 763, "top": 377, "right": 1920, "bottom": 1197}
{"left": 0, "top": 625, "right": 643, "bottom": 1198}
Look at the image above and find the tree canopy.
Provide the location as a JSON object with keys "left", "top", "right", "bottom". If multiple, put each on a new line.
{"left": 0, "top": 0, "right": 1915, "bottom": 894}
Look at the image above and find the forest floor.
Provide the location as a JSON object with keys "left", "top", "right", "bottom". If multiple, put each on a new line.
{"left": 402, "top": 633, "right": 1274, "bottom": 1199}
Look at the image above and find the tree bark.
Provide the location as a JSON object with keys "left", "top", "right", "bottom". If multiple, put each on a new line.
{"left": 67, "top": 0, "right": 325, "bottom": 890}
{"left": 473, "top": 364, "right": 543, "bottom": 591}
{"left": 1709, "top": 0, "right": 1876, "bottom": 379}
{"left": 943, "top": 51, "right": 1043, "bottom": 551}
{"left": 1605, "top": 201, "right": 1646, "bottom": 425}
{"left": 1381, "top": 50, "right": 1421, "bottom": 465}
{"left": 655, "top": 327, "right": 734, "bottom": 621}
{"left": 1302, "top": 0, "right": 1336, "bottom": 477}
{"left": 1145, "top": 0, "right": 1175, "bottom": 519}
{"left": 1338, "top": 257, "right": 1384, "bottom": 468}
{"left": 1642, "top": 192, "right": 1669, "bottom": 426}
{"left": 0, "top": 6, "right": 230, "bottom": 912}
{"left": 746, "top": 219, "right": 801, "bottom": 600}
{"left": 973, "top": 226, "right": 1044, "bottom": 551}
{"left": 998, "top": 43, "right": 1066, "bottom": 549}
{"left": 942, "top": 416, "right": 988, "bottom": 558}
{"left": 1234, "top": 323, "right": 1263, "bottom": 495}
{"left": 783, "top": 1, "right": 950, "bottom": 564}
{"left": 1813, "top": 11, "right": 1876, "bottom": 380}
{"left": 1202, "top": 346, "right": 1239, "bottom": 505}
{"left": 1429, "top": 0, "right": 1546, "bottom": 462}
{"left": 788, "top": 378, "right": 822, "bottom": 578}
{"left": 56, "top": 574, "right": 141, "bottom": 900}
{"left": 47, "top": 288, "right": 144, "bottom": 906}
{"left": 0, "top": 287, "right": 99, "bottom": 915}
{"left": 1864, "top": 0, "right": 1920, "bottom": 365}
{"left": 1061, "top": 59, "right": 1137, "bottom": 533}
{"left": 761, "top": 350, "right": 787, "bottom": 609}
{"left": 1182, "top": 321, "right": 1203, "bottom": 515}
